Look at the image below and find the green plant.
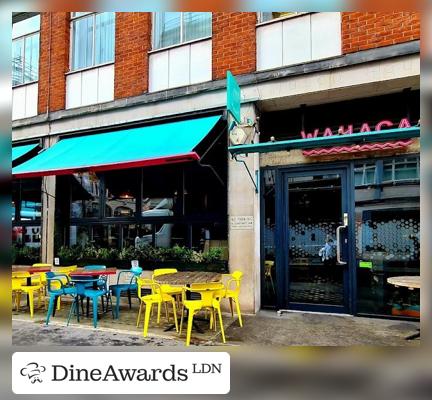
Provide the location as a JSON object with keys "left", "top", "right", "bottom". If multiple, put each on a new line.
{"left": 202, "top": 247, "right": 223, "bottom": 263}
{"left": 12, "top": 245, "right": 40, "bottom": 264}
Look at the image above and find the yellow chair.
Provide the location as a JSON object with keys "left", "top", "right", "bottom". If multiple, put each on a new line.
{"left": 152, "top": 268, "right": 182, "bottom": 307}
{"left": 12, "top": 272, "right": 45, "bottom": 318}
{"left": 136, "top": 278, "right": 178, "bottom": 337}
{"left": 179, "top": 283, "right": 226, "bottom": 346}
{"left": 221, "top": 271, "right": 244, "bottom": 327}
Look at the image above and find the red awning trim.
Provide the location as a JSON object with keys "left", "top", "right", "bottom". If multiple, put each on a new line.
{"left": 302, "top": 139, "right": 414, "bottom": 157}
{"left": 12, "top": 152, "right": 200, "bottom": 179}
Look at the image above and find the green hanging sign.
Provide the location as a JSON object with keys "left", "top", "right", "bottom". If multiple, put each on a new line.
{"left": 227, "top": 70, "right": 241, "bottom": 123}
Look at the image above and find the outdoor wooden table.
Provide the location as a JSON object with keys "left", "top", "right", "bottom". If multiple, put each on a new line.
{"left": 154, "top": 271, "right": 222, "bottom": 286}
{"left": 387, "top": 275, "right": 420, "bottom": 340}
{"left": 154, "top": 271, "right": 223, "bottom": 332}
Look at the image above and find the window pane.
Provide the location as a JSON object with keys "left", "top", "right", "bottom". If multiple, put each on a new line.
{"left": 23, "top": 33, "right": 39, "bottom": 83}
{"left": 12, "top": 226, "right": 41, "bottom": 248}
{"left": 259, "top": 12, "right": 299, "bottom": 22}
{"left": 20, "top": 178, "right": 42, "bottom": 221}
{"left": 71, "top": 172, "right": 101, "bottom": 218}
{"left": 154, "top": 12, "right": 181, "bottom": 49}
{"left": 95, "top": 12, "right": 115, "bottom": 65}
{"left": 394, "top": 158, "right": 419, "bottom": 181}
{"left": 105, "top": 169, "right": 137, "bottom": 218}
{"left": 71, "top": 12, "right": 92, "bottom": 18}
{"left": 183, "top": 12, "right": 211, "bottom": 42}
{"left": 69, "top": 225, "right": 91, "bottom": 247}
{"left": 12, "top": 15, "right": 40, "bottom": 39}
{"left": 12, "top": 39, "right": 24, "bottom": 86}
{"left": 72, "top": 15, "right": 94, "bottom": 70}
{"left": 92, "top": 224, "right": 119, "bottom": 248}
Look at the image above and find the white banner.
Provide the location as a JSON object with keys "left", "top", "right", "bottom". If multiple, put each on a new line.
{"left": 12, "top": 352, "right": 230, "bottom": 394}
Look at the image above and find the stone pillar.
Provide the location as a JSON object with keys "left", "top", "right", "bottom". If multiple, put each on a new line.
{"left": 40, "top": 136, "right": 57, "bottom": 264}
{"left": 227, "top": 103, "right": 261, "bottom": 314}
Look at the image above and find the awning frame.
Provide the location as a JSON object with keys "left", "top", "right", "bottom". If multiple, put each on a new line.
{"left": 228, "top": 127, "right": 420, "bottom": 156}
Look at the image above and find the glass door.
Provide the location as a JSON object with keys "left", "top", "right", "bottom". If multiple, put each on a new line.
{"left": 281, "top": 168, "right": 350, "bottom": 313}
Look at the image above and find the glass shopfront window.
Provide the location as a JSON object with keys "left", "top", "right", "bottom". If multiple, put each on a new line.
{"left": 92, "top": 224, "right": 119, "bottom": 248}
{"left": 12, "top": 178, "right": 42, "bottom": 222}
{"left": 262, "top": 169, "right": 277, "bottom": 307}
{"left": 71, "top": 172, "right": 101, "bottom": 218}
{"left": 355, "top": 155, "right": 420, "bottom": 317}
{"left": 12, "top": 225, "right": 41, "bottom": 248}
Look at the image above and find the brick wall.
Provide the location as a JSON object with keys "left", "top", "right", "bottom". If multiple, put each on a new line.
{"left": 114, "top": 12, "right": 152, "bottom": 99}
{"left": 38, "top": 12, "right": 70, "bottom": 114}
{"left": 342, "top": 12, "right": 420, "bottom": 54}
{"left": 212, "top": 12, "right": 257, "bottom": 80}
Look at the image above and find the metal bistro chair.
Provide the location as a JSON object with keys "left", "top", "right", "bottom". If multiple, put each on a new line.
{"left": 45, "top": 272, "right": 78, "bottom": 325}
{"left": 109, "top": 265, "right": 143, "bottom": 319}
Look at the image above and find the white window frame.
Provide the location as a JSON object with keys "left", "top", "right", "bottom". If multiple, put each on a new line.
{"left": 151, "top": 12, "right": 212, "bottom": 52}
{"left": 256, "top": 12, "right": 309, "bottom": 26}
{"left": 12, "top": 16, "right": 40, "bottom": 88}
{"left": 69, "top": 11, "right": 115, "bottom": 72}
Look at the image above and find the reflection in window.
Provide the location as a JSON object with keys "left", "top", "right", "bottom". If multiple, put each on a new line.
{"left": 262, "top": 169, "right": 277, "bottom": 307}
{"left": 354, "top": 163, "right": 376, "bottom": 186}
{"left": 258, "top": 12, "right": 303, "bottom": 23}
{"left": 12, "top": 225, "right": 41, "bottom": 248}
{"left": 69, "top": 225, "right": 91, "bottom": 247}
{"left": 105, "top": 170, "right": 137, "bottom": 217}
{"left": 383, "top": 157, "right": 419, "bottom": 182}
{"left": 12, "top": 15, "right": 40, "bottom": 86}
{"left": 92, "top": 224, "right": 119, "bottom": 248}
{"left": 71, "top": 172, "right": 101, "bottom": 218}
{"left": 356, "top": 156, "right": 420, "bottom": 317}
{"left": 153, "top": 12, "right": 212, "bottom": 49}
{"left": 12, "top": 179, "right": 42, "bottom": 221}
{"left": 71, "top": 12, "right": 115, "bottom": 70}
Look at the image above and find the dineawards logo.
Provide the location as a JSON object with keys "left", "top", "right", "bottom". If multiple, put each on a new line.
{"left": 12, "top": 352, "right": 230, "bottom": 394}
{"left": 20, "top": 362, "right": 47, "bottom": 384}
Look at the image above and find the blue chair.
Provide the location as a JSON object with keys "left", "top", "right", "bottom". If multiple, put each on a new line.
{"left": 109, "top": 266, "right": 143, "bottom": 319}
{"left": 45, "top": 272, "right": 78, "bottom": 325}
{"left": 72, "top": 276, "right": 114, "bottom": 328}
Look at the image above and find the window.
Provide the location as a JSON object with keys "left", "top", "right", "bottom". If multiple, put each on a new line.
{"left": 70, "top": 12, "right": 115, "bottom": 71}
{"left": 258, "top": 12, "right": 303, "bottom": 23}
{"left": 383, "top": 157, "right": 419, "bottom": 182}
{"left": 12, "top": 15, "right": 40, "bottom": 86}
{"left": 354, "top": 163, "right": 377, "bottom": 186}
{"left": 153, "top": 12, "right": 211, "bottom": 50}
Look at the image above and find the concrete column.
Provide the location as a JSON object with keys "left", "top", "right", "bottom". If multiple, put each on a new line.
{"left": 227, "top": 103, "right": 261, "bottom": 314}
{"left": 40, "top": 136, "right": 57, "bottom": 264}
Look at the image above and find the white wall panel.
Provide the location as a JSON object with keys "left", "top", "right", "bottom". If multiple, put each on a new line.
{"left": 311, "top": 12, "right": 341, "bottom": 60}
{"left": 149, "top": 39, "right": 212, "bottom": 92}
{"left": 256, "top": 22, "right": 283, "bottom": 71}
{"left": 168, "top": 45, "right": 190, "bottom": 88}
{"left": 190, "top": 40, "right": 212, "bottom": 85}
{"left": 97, "top": 64, "right": 115, "bottom": 103}
{"left": 25, "top": 83, "right": 38, "bottom": 117}
{"left": 66, "top": 72, "right": 82, "bottom": 109}
{"left": 149, "top": 51, "right": 169, "bottom": 92}
{"left": 282, "top": 14, "right": 311, "bottom": 66}
{"left": 66, "top": 65, "right": 114, "bottom": 109}
{"left": 12, "top": 82, "right": 38, "bottom": 120}
{"left": 81, "top": 68, "right": 98, "bottom": 106}
{"left": 12, "top": 86, "right": 26, "bottom": 120}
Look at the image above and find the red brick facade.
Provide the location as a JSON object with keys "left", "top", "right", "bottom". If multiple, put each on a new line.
{"left": 212, "top": 12, "right": 257, "bottom": 80}
{"left": 38, "top": 12, "right": 70, "bottom": 114}
{"left": 114, "top": 12, "right": 152, "bottom": 99}
{"left": 342, "top": 12, "right": 420, "bottom": 54}
{"left": 34, "top": 12, "right": 420, "bottom": 115}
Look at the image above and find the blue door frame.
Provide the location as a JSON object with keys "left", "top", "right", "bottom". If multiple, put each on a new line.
{"left": 273, "top": 163, "right": 356, "bottom": 314}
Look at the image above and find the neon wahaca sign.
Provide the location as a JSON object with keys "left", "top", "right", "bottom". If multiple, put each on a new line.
{"left": 300, "top": 117, "right": 417, "bottom": 156}
{"left": 300, "top": 117, "right": 414, "bottom": 139}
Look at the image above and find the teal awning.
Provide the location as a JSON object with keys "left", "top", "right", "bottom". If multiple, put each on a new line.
{"left": 12, "top": 143, "right": 39, "bottom": 162}
{"left": 228, "top": 127, "right": 420, "bottom": 156}
{"left": 13, "top": 115, "right": 222, "bottom": 178}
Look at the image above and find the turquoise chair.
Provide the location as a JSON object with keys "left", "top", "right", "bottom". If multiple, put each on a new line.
{"left": 45, "top": 272, "right": 78, "bottom": 325}
{"left": 109, "top": 266, "right": 143, "bottom": 319}
{"left": 73, "top": 276, "right": 114, "bottom": 328}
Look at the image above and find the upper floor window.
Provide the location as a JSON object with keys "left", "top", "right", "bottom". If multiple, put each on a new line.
{"left": 258, "top": 12, "right": 304, "bottom": 23}
{"left": 153, "top": 12, "right": 212, "bottom": 50}
{"left": 12, "top": 14, "right": 40, "bottom": 87}
{"left": 70, "top": 12, "right": 115, "bottom": 71}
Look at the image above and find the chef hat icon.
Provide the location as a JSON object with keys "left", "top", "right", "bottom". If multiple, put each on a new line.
{"left": 20, "top": 362, "right": 46, "bottom": 383}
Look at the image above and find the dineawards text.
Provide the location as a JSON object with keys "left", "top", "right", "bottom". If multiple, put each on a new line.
{"left": 52, "top": 364, "right": 189, "bottom": 382}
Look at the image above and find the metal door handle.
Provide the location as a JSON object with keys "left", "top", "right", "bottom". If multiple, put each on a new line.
{"left": 336, "top": 225, "right": 347, "bottom": 265}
